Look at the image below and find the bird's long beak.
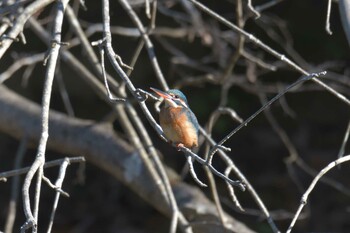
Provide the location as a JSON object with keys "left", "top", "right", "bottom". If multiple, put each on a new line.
{"left": 150, "top": 87, "right": 172, "bottom": 100}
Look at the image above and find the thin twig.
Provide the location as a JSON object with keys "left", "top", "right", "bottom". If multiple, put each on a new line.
{"left": 241, "top": 50, "right": 277, "bottom": 71}
{"left": 0, "top": 53, "right": 45, "bottom": 83}
{"left": 46, "top": 158, "right": 70, "bottom": 233}
{"left": 145, "top": 0, "right": 151, "bottom": 18}
{"left": 337, "top": 120, "right": 350, "bottom": 162}
{"left": 91, "top": 38, "right": 126, "bottom": 102}
{"left": 149, "top": 0, "right": 157, "bottom": 30}
{"left": 255, "top": 0, "right": 284, "bottom": 12}
{"left": 0, "top": 157, "right": 85, "bottom": 179}
{"left": 55, "top": 68, "right": 75, "bottom": 116}
{"left": 179, "top": 146, "right": 245, "bottom": 191}
{"left": 187, "top": 0, "right": 350, "bottom": 106}
{"left": 225, "top": 167, "right": 244, "bottom": 211}
{"left": 205, "top": 107, "right": 244, "bottom": 214}
{"left": 203, "top": 106, "right": 239, "bottom": 230}
{"left": 221, "top": 0, "right": 245, "bottom": 84}
{"left": 64, "top": 5, "right": 120, "bottom": 93}
{"left": 118, "top": 0, "right": 169, "bottom": 91}
{"left": 247, "top": 0, "right": 260, "bottom": 18}
{"left": 0, "top": 0, "right": 55, "bottom": 59}
{"left": 186, "top": 155, "right": 207, "bottom": 187}
{"left": 5, "top": 137, "right": 27, "bottom": 233}
{"left": 42, "top": 176, "right": 70, "bottom": 197}
{"left": 325, "top": 0, "right": 333, "bottom": 35}
{"left": 286, "top": 155, "right": 350, "bottom": 233}
{"left": 208, "top": 72, "right": 326, "bottom": 161}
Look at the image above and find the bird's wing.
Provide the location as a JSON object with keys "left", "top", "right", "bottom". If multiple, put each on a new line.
{"left": 188, "top": 110, "right": 199, "bottom": 135}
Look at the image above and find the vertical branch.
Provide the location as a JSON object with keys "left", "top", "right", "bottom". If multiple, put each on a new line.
{"left": 32, "top": 166, "right": 43, "bottom": 224}
{"left": 255, "top": 0, "right": 284, "bottom": 12}
{"left": 21, "top": 0, "right": 70, "bottom": 232}
{"left": 325, "top": 0, "right": 333, "bottom": 35}
{"left": 118, "top": 0, "right": 169, "bottom": 91}
{"left": 55, "top": 69, "right": 75, "bottom": 116}
{"left": 5, "top": 137, "right": 27, "bottom": 233}
{"left": 339, "top": 0, "right": 350, "bottom": 46}
{"left": 247, "top": 0, "right": 261, "bottom": 18}
{"left": 286, "top": 155, "right": 350, "bottom": 233}
{"left": 337, "top": 120, "right": 350, "bottom": 161}
{"left": 65, "top": 5, "right": 119, "bottom": 92}
{"left": 220, "top": 0, "right": 245, "bottom": 106}
{"left": 46, "top": 158, "right": 70, "bottom": 233}
{"left": 202, "top": 110, "right": 243, "bottom": 229}
{"left": 149, "top": 0, "right": 158, "bottom": 30}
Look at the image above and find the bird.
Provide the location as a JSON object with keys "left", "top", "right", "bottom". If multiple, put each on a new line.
{"left": 150, "top": 87, "right": 199, "bottom": 149}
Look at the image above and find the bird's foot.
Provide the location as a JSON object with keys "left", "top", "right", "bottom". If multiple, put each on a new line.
{"left": 169, "top": 141, "right": 186, "bottom": 151}
{"left": 175, "top": 143, "right": 184, "bottom": 151}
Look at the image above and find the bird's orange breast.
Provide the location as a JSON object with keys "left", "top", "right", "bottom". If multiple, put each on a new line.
{"left": 159, "top": 107, "right": 198, "bottom": 148}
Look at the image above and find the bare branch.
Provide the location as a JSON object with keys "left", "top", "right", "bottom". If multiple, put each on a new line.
{"left": 5, "top": 137, "right": 27, "bottom": 233}
{"left": 21, "top": 1, "right": 70, "bottom": 231}
{"left": 255, "top": 0, "right": 284, "bottom": 12}
{"left": 91, "top": 38, "right": 126, "bottom": 102}
{"left": 0, "top": 157, "right": 85, "bottom": 179}
{"left": 338, "top": 120, "right": 350, "bottom": 160}
{"left": 119, "top": 0, "right": 169, "bottom": 90}
{"left": 186, "top": 155, "right": 207, "bottom": 187}
{"left": 187, "top": 0, "right": 350, "bottom": 106}
{"left": 339, "top": 0, "right": 350, "bottom": 47}
{"left": 287, "top": 155, "right": 350, "bottom": 233}
{"left": 46, "top": 158, "right": 70, "bottom": 233}
{"left": 326, "top": 0, "right": 333, "bottom": 35}
{"left": 247, "top": 0, "right": 260, "bottom": 18}
{"left": 208, "top": 72, "right": 327, "bottom": 160}
{"left": 0, "top": 0, "right": 55, "bottom": 59}
{"left": 0, "top": 53, "right": 44, "bottom": 84}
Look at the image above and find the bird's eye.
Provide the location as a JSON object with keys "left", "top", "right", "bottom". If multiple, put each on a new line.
{"left": 174, "top": 95, "right": 179, "bottom": 99}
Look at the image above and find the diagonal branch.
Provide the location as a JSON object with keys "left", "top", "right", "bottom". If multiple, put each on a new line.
{"left": 187, "top": 0, "right": 350, "bottom": 106}
{"left": 0, "top": 0, "right": 55, "bottom": 59}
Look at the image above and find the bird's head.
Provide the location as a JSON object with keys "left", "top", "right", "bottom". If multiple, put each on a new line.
{"left": 150, "top": 87, "right": 189, "bottom": 108}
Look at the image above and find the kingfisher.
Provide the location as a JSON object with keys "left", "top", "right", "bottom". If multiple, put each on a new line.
{"left": 150, "top": 87, "right": 199, "bottom": 149}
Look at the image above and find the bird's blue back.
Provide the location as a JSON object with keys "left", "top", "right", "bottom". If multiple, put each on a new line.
{"left": 168, "top": 89, "right": 199, "bottom": 136}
